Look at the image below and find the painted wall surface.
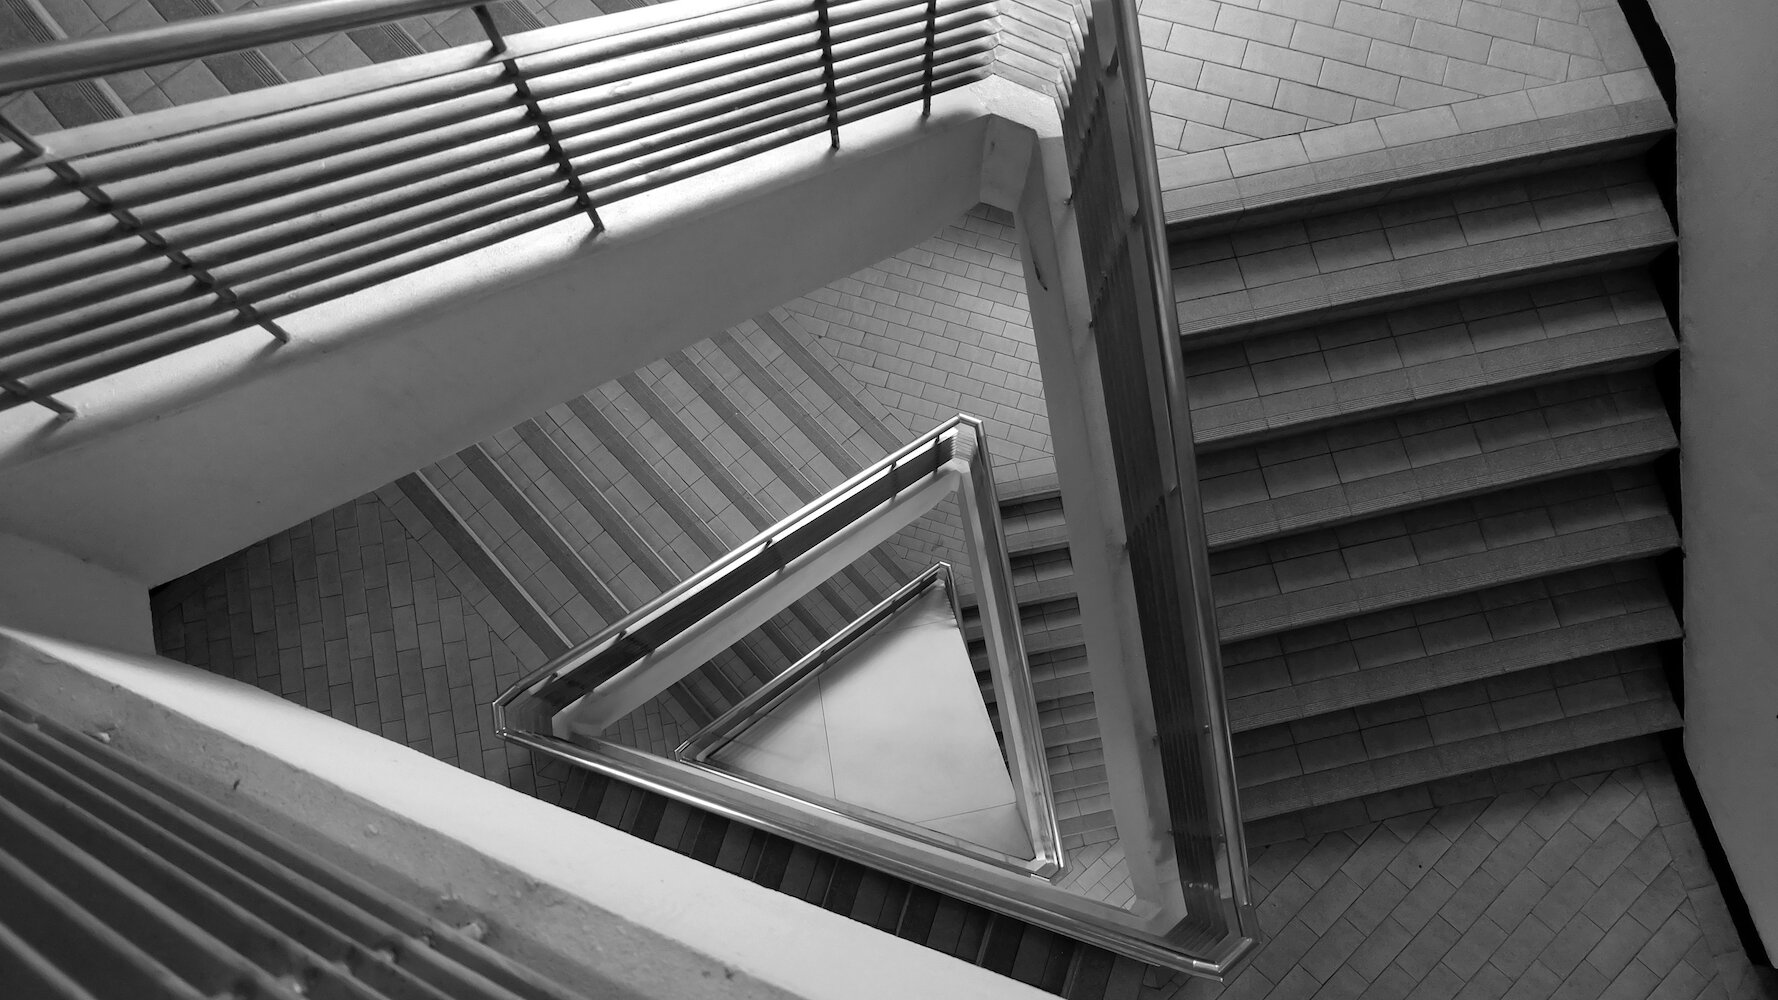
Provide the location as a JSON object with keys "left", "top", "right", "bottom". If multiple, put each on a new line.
{"left": 1646, "top": 0, "right": 1778, "bottom": 954}
{"left": 0, "top": 628, "right": 1054, "bottom": 1000}
{"left": 0, "top": 532, "right": 152, "bottom": 654}
{"left": 0, "top": 98, "right": 991, "bottom": 590}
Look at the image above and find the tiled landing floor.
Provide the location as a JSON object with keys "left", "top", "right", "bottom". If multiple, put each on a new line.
{"left": 150, "top": 488, "right": 565, "bottom": 801}
{"left": 1150, "top": 760, "right": 1774, "bottom": 1000}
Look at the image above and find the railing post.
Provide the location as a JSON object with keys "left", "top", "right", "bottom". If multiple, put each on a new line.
{"left": 0, "top": 376, "right": 74, "bottom": 419}
{"left": 920, "top": 0, "right": 938, "bottom": 116}
{"left": 0, "top": 112, "right": 290, "bottom": 353}
{"left": 472, "top": 3, "right": 603, "bottom": 231}
{"left": 813, "top": 0, "right": 841, "bottom": 148}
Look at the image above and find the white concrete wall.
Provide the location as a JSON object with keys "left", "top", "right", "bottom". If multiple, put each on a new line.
{"left": 1646, "top": 0, "right": 1778, "bottom": 955}
{"left": 0, "top": 532, "right": 152, "bottom": 653}
{"left": 0, "top": 627, "right": 1052, "bottom": 1000}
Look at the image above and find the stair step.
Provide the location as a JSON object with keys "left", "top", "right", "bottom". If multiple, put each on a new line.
{"left": 1201, "top": 370, "right": 1677, "bottom": 550}
{"left": 1002, "top": 512, "right": 1070, "bottom": 560}
{"left": 669, "top": 337, "right": 909, "bottom": 596}
{"left": 1184, "top": 267, "right": 1675, "bottom": 451}
{"left": 962, "top": 569, "right": 1078, "bottom": 622}
{"left": 1233, "top": 648, "right": 1681, "bottom": 819}
{"left": 1212, "top": 466, "right": 1678, "bottom": 643}
{"left": 1223, "top": 559, "right": 1681, "bottom": 732}
{"left": 388, "top": 474, "right": 565, "bottom": 663}
{"left": 430, "top": 441, "right": 735, "bottom": 735}
{"left": 996, "top": 471, "right": 1061, "bottom": 506}
{"left": 966, "top": 601, "right": 1083, "bottom": 657}
{"left": 559, "top": 384, "right": 843, "bottom": 667}
{"left": 425, "top": 445, "right": 617, "bottom": 642}
{"left": 1240, "top": 733, "right": 1670, "bottom": 850}
{"left": 1160, "top": 92, "right": 1672, "bottom": 236}
{"left": 1172, "top": 162, "right": 1675, "bottom": 346}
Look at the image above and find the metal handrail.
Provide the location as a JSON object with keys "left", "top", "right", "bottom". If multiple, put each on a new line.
{"left": 493, "top": 416, "right": 1066, "bottom": 866}
{"left": 491, "top": 415, "right": 1250, "bottom": 963}
{"left": 0, "top": 0, "right": 481, "bottom": 93}
{"left": 0, "top": 0, "right": 995, "bottom": 415}
{"left": 500, "top": 415, "right": 975, "bottom": 721}
{"left": 489, "top": 415, "right": 1253, "bottom": 976}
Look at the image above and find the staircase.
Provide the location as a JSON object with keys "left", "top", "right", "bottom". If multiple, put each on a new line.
{"left": 1168, "top": 121, "right": 1684, "bottom": 851}
{"left": 402, "top": 303, "right": 1116, "bottom": 839}
{"left": 378, "top": 300, "right": 1155, "bottom": 987}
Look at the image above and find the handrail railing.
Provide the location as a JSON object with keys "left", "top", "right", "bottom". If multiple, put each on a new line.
{"left": 494, "top": 414, "right": 1074, "bottom": 867}
{"left": 490, "top": 414, "right": 1251, "bottom": 976}
{"left": 0, "top": 0, "right": 482, "bottom": 93}
{"left": 0, "top": 0, "right": 996, "bottom": 415}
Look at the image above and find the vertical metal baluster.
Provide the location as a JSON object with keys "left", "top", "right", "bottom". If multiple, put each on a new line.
{"left": 0, "top": 120, "right": 67, "bottom": 415}
{"left": 0, "top": 377, "right": 74, "bottom": 419}
{"left": 920, "top": 0, "right": 938, "bottom": 116}
{"left": 475, "top": 3, "right": 604, "bottom": 230}
{"left": 813, "top": 0, "right": 841, "bottom": 147}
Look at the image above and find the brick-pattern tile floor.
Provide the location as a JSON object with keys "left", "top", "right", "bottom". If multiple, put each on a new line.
{"left": 150, "top": 490, "right": 567, "bottom": 802}
{"left": 1147, "top": 760, "right": 1771, "bottom": 1000}
{"left": 1134, "top": 0, "right": 1661, "bottom": 178}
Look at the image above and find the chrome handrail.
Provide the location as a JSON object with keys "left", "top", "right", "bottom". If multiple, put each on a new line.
{"left": 500, "top": 414, "right": 973, "bottom": 724}
{"left": 0, "top": 0, "right": 480, "bottom": 93}
{"left": 491, "top": 415, "right": 1250, "bottom": 978}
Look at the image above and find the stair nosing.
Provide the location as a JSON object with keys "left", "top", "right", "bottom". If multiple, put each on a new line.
{"left": 1162, "top": 97, "right": 1673, "bottom": 236}
{"left": 1177, "top": 218, "right": 1675, "bottom": 348}
{"left": 1190, "top": 319, "right": 1678, "bottom": 451}
{"left": 1226, "top": 605, "right": 1682, "bottom": 732}
{"left": 1237, "top": 697, "right": 1683, "bottom": 820}
{"left": 395, "top": 471, "right": 569, "bottom": 658}
{"left": 1215, "top": 514, "right": 1680, "bottom": 644}
{"left": 1204, "top": 418, "right": 1679, "bottom": 552}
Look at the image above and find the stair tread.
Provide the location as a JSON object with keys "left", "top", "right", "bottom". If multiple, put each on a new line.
{"left": 1161, "top": 94, "right": 1672, "bottom": 235}
{"left": 1184, "top": 268, "right": 1676, "bottom": 450}
{"left": 1172, "top": 162, "right": 1675, "bottom": 345}
{"left": 1202, "top": 371, "right": 1677, "bottom": 550}
{"left": 1234, "top": 644, "right": 1672, "bottom": 785}
{"left": 1225, "top": 563, "right": 1681, "bottom": 732}
{"left": 1212, "top": 467, "right": 1678, "bottom": 643}
{"left": 1236, "top": 667, "right": 1681, "bottom": 820}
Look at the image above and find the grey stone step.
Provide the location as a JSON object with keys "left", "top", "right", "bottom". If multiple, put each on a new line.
{"left": 421, "top": 443, "right": 718, "bottom": 733}
{"left": 1201, "top": 370, "right": 1677, "bottom": 550}
{"left": 1161, "top": 96, "right": 1673, "bottom": 238}
{"left": 965, "top": 596, "right": 1083, "bottom": 655}
{"left": 1000, "top": 495, "right": 1070, "bottom": 558}
{"left": 1223, "top": 559, "right": 1681, "bottom": 732}
{"left": 1211, "top": 466, "right": 1678, "bottom": 643}
{"left": 1184, "top": 268, "right": 1676, "bottom": 451}
{"left": 1240, "top": 732, "right": 1669, "bottom": 849}
{"left": 1233, "top": 646, "right": 1680, "bottom": 819}
{"left": 1171, "top": 161, "right": 1675, "bottom": 346}
{"left": 545, "top": 386, "right": 834, "bottom": 677}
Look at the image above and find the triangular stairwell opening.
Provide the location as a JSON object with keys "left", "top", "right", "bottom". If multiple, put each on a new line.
{"left": 686, "top": 566, "right": 1035, "bottom": 861}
